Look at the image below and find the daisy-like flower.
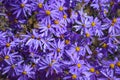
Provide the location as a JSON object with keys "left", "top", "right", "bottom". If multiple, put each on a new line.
{"left": 2, "top": 60, "right": 23, "bottom": 78}
{"left": 49, "top": 39, "right": 65, "bottom": 57}
{"left": 67, "top": 42, "right": 85, "bottom": 56}
{"left": 53, "top": 0, "right": 67, "bottom": 15}
{"left": 10, "top": 0, "right": 32, "bottom": 18}
{"left": 37, "top": 3, "right": 59, "bottom": 24}
{"left": 0, "top": 37, "right": 18, "bottom": 50}
{"left": 38, "top": 55, "right": 62, "bottom": 77}
{"left": 102, "top": 18, "right": 120, "bottom": 35}
{"left": 17, "top": 64, "right": 35, "bottom": 80}
{"left": 21, "top": 29, "right": 44, "bottom": 50}
{"left": 74, "top": 14, "right": 90, "bottom": 34}
{"left": 32, "top": 0, "right": 44, "bottom": 11}
{"left": 39, "top": 22, "right": 55, "bottom": 36}
{"left": 0, "top": 48, "right": 21, "bottom": 64}
{"left": 89, "top": 16, "right": 104, "bottom": 37}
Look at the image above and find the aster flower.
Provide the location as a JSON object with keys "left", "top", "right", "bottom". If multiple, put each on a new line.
{"left": 49, "top": 39, "right": 65, "bottom": 57}
{"left": 53, "top": 0, "right": 67, "bottom": 15}
{"left": 32, "top": 0, "right": 44, "bottom": 11}
{"left": 22, "top": 29, "right": 44, "bottom": 50}
{"left": 89, "top": 16, "right": 104, "bottom": 37}
{"left": 102, "top": 18, "right": 120, "bottom": 35}
{"left": 39, "top": 22, "right": 55, "bottom": 36}
{"left": 67, "top": 42, "right": 85, "bottom": 56}
{"left": 2, "top": 60, "right": 23, "bottom": 78}
{"left": 38, "top": 55, "right": 62, "bottom": 77}
{"left": 73, "top": 15, "right": 90, "bottom": 34}
{"left": 37, "top": 3, "right": 59, "bottom": 24}
{"left": 10, "top": 0, "right": 32, "bottom": 18}
{"left": 17, "top": 64, "right": 35, "bottom": 80}
{"left": 0, "top": 48, "right": 21, "bottom": 64}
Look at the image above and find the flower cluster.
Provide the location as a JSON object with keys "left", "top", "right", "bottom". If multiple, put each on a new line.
{"left": 0, "top": 0, "right": 120, "bottom": 80}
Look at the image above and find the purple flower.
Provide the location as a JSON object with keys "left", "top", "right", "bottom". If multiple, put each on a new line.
{"left": 10, "top": 0, "right": 32, "bottom": 18}
{"left": 0, "top": 48, "right": 21, "bottom": 64}
{"left": 17, "top": 64, "right": 35, "bottom": 80}
{"left": 38, "top": 55, "right": 62, "bottom": 77}
{"left": 22, "top": 29, "right": 44, "bottom": 50}
{"left": 102, "top": 18, "right": 120, "bottom": 35}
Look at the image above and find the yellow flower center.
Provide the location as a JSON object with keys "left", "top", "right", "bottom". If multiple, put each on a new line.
{"left": 86, "top": 33, "right": 90, "bottom": 37}
{"left": 116, "top": 61, "right": 120, "bottom": 67}
{"left": 110, "top": 1, "right": 114, "bottom": 6}
{"left": 59, "top": 6, "right": 63, "bottom": 11}
{"left": 4, "top": 55, "right": 10, "bottom": 60}
{"left": 82, "top": 24, "right": 86, "bottom": 27}
{"left": 22, "top": 71, "right": 27, "bottom": 75}
{"left": 72, "top": 74, "right": 77, "bottom": 79}
{"left": 91, "top": 22, "right": 96, "bottom": 27}
{"left": 65, "top": 40, "right": 70, "bottom": 45}
{"left": 11, "top": 64, "right": 15, "bottom": 69}
{"left": 63, "top": 14, "right": 67, "bottom": 19}
{"left": 102, "top": 43, "right": 107, "bottom": 48}
{"left": 75, "top": 46, "right": 80, "bottom": 52}
{"left": 38, "top": 3, "right": 43, "bottom": 8}
{"left": 96, "top": 70, "right": 100, "bottom": 74}
{"left": 77, "top": 63, "right": 81, "bottom": 68}
{"left": 110, "top": 63, "right": 115, "bottom": 69}
{"left": 89, "top": 68, "right": 95, "bottom": 73}
{"left": 6, "top": 43, "right": 10, "bottom": 47}
{"left": 47, "top": 24, "right": 51, "bottom": 28}
{"left": 45, "top": 10, "right": 51, "bottom": 15}
{"left": 54, "top": 20, "right": 59, "bottom": 24}
{"left": 52, "top": 60, "right": 56, "bottom": 63}
{"left": 20, "top": 3, "right": 25, "bottom": 8}
{"left": 112, "top": 18, "right": 117, "bottom": 23}
{"left": 57, "top": 48, "right": 61, "bottom": 53}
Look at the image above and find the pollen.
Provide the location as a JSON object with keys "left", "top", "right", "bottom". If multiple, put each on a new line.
{"left": 91, "top": 22, "right": 96, "bottom": 27}
{"left": 77, "top": 63, "right": 81, "bottom": 68}
{"left": 86, "top": 33, "right": 90, "bottom": 37}
{"left": 6, "top": 43, "right": 10, "bottom": 47}
{"left": 110, "top": 63, "right": 115, "bottom": 69}
{"left": 20, "top": 3, "right": 25, "bottom": 8}
{"left": 116, "top": 61, "right": 120, "bottom": 67}
{"left": 75, "top": 46, "right": 80, "bottom": 52}
{"left": 22, "top": 71, "right": 27, "bottom": 75}
{"left": 57, "top": 48, "right": 61, "bottom": 53}
{"left": 47, "top": 24, "right": 51, "bottom": 28}
{"left": 31, "top": 35, "right": 35, "bottom": 39}
{"left": 59, "top": 6, "right": 63, "bottom": 11}
{"left": 82, "top": 24, "right": 86, "bottom": 27}
{"left": 63, "top": 14, "right": 67, "bottom": 19}
{"left": 4, "top": 55, "right": 10, "bottom": 60}
{"left": 111, "top": 22, "right": 115, "bottom": 26}
{"left": 52, "top": 60, "right": 56, "bottom": 63}
{"left": 112, "top": 18, "right": 117, "bottom": 23}
{"left": 11, "top": 64, "right": 16, "bottom": 69}
{"left": 96, "top": 70, "right": 100, "bottom": 75}
{"left": 72, "top": 74, "right": 77, "bottom": 79}
{"left": 54, "top": 20, "right": 59, "bottom": 24}
{"left": 14, "top": 19, "right": 18, "bottom": 23}
{"left": 102, "top": 43, "right": 107, "bottom": 48}
{"left": 45, "top": 10, "right": 51, "bottom": 16}
{"left": 65, "top": 40, "right": 70, "bottom": 45}
{"left": 89, "top": 68, "right": 95, "bottom": 73}
{"left": 110, "top": 1, "right": 114, "bottom": 6}
{"left": 38, "top": 3, "right": 43, "bottom": 8}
